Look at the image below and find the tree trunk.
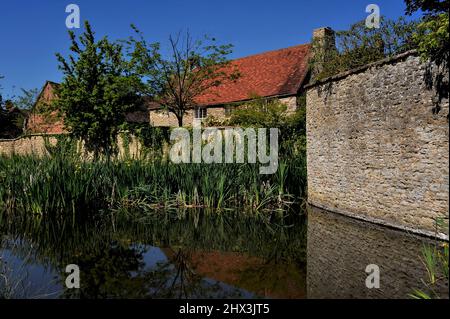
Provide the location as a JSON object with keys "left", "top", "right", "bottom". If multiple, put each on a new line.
{"left": 176, "top": 114, "right": 183, "bottom": 127}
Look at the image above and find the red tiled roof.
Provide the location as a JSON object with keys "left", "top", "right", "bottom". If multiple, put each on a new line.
{"left": 195, "top": 43, "right": 311, "bottom": 106}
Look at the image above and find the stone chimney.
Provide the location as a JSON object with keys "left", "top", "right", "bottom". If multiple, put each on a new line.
{"left": 311, "top": 27, "right": 336, "bottom": 79}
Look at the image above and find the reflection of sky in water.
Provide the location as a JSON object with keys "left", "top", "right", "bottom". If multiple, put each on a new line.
{"left": 1, "top": 243, "right": 256, "bottom": 299}
{"left": 0, "top": 248, "right": 63, "bottom": 299}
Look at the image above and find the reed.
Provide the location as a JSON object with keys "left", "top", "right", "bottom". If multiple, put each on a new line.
{"left": 0, "top": 151, "right": 307, "bottom": 217}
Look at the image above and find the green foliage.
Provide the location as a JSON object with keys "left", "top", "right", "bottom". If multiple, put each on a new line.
{"left": 229, "top": 97, "right": 288, "bottom": 128}
{"left": 55, "top": 21, "right": 143, "bottom": 157}
{"left": 410, "top": 218, "right": 449, "bottom": 299}
{"left": 310, "top": 17, "right": 418, "bottom": 80}
{"left": 406, "top": 0, "right": 449, "bottom": 67}
{"left": 405, "top": 0, "right": 449, "bottom": 15}
{"left": 413, "top": 13, "right": 449, "bottom": 68}
{"left": 405, "top": 1, "right": 449, "bottom": 111}
{"left": 0, "top": 150, "right": 307, "bottom": 217}
{"left": 0, "top": 96, "right": 27, "bottom": 139}
{"left": 126, "top": 29, "right": 239, "bottom": 126}
{"left": 13, "top": 88, "right": 39, "bottom": 110}
{"left": 229, "top": 96, "right": 307, "bottom": 158}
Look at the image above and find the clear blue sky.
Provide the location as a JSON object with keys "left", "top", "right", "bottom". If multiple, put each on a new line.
{"left": 0, "top": 0, "right": 420, "bottom": 98}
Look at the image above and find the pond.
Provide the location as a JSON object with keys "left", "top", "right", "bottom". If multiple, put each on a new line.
{"left": 0, "top": 206, "right": 448, "bottom": 299}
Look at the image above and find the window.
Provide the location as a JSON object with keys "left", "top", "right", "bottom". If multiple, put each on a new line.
{"left": 194, "top": 107, "right": 207, "bottom": 119}
{"left": 224, "top": 105, "right": 233, "bottom": 117}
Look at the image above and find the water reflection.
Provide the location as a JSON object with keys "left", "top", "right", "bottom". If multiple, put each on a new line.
{"left": 307, "top": 206, "right": 449, "bottom": 299}
{"left": 1, "top": 208, "right": 447, "bottom": 299}
{"left": 0, "top": 211, "right": 307, "bottom": 299}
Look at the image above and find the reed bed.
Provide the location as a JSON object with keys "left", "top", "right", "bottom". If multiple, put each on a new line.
{"left": 0, "top": 152, "right": 307, "bottom": 217}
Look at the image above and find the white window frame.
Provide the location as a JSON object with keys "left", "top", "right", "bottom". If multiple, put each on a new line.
{"left": 194, "top": 107, "right": 207, "bottom": 120}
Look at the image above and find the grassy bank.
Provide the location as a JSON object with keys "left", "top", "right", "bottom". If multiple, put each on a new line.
{"left": 0, "top": 152, "right": 307, "bottom": 217}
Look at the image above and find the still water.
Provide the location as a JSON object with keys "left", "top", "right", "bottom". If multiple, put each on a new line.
{"left": 0, "top": 206, "right": 448, "bottom": 299}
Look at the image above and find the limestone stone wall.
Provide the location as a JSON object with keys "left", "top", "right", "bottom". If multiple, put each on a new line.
{"left": 0, "top": 134, "right": 148, "bottom": 160}
{"left": 0, "top": 135, "right": 58, "bottom": 156}
{"left": 279, "top": 96, "right": 298, "bottom": 113}
{"left": 306, "top": 52, "right": 449, "bottom": 236}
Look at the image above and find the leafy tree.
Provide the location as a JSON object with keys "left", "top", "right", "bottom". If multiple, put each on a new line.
{"left": 310, "top": 17, "right": 418, "bottom": 80}
{"left": 405, "top": 0, "right": 449, "bottom": 68}
{"left": 0, "top": 76, "right": 20, "bottom": 138}
{"left": 405, "top": 0, "right": 449, "bottom": 111}
{"left": 126, "top": 28, "right": 239, "bottom": 127}
{"left": 13, "top": 88, "right": 39, "bottom": 110}
{"left": 0, "top": 74, "right": 5, "bottom": 119}
{"left": 229, "top": 97, "right": 289, "bottom": 128}
{"left": 55, "top": 21, "right": 142, "bottom": 157}
{"left": 405, "top": 0, "right": 449, "bottom": 15}
{"left": 229, "top": 96, "right": 307, "bottom": 157}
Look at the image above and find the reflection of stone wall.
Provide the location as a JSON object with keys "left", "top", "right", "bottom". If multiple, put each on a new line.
{"left": 307, "top": 206, "right": 449, "bottom": 299}
{"left": 306, "top": 52, "right": 449, "bottom": 235}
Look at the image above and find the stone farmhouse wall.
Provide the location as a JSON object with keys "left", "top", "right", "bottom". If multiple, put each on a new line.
{"left": 306, "top": 52, "right": 449, "bottom": 236}
{"left": 150, "top": 96, "right": 298, "bottom": 127}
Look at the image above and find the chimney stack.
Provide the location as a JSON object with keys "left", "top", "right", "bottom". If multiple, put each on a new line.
{"left": 311, "top": 27, "right": 336, "bottom": 79}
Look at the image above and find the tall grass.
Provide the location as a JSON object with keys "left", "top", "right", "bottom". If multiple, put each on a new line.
{"left": 0, "top": 151, "right": 307, "bottom": 218}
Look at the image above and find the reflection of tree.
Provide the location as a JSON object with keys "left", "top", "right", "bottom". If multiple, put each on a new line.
{"left": 63, "top": 242, "right": 147, "bottom": 299}
{"left": 151, "top": 248, "right": 244, "bottom": 299}
{"left": 60, "top": 244, "right": 243, "bottom": 299}
{"left": 1, "top": 211, "right": 307, "bottom": 299}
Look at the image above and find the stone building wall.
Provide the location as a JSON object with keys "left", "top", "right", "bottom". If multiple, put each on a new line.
{"left": 306, "top": 52, "right": 449, "bottom": 236}
{"left": 150, "top": 106, "right": 228, "bottom": 127}
{"left": 149, "top": 96, "right": 298, "bottom": 127}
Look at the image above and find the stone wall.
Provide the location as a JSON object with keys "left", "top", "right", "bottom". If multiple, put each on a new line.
{"left": 306, "top": 52, "right": 449, "bottom": 236}
{"left": 0, "top": 134, "right": 145, "bottom": 159}
{"left": 0, "top": 135, "right": 58, "bottom": 156}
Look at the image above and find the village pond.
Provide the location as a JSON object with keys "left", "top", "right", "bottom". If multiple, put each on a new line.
{"left": 0, "top": 206, "right": 447, "bottom": 299}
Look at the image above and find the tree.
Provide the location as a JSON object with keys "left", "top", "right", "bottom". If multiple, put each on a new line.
{"left": 127, "top": 28, "right": 239, "bottom": 127}
{"left": 13, "top": 88, "right": 39, "bottom": 110}
{"left": 405, "top": 0, "right": 449, "bottom": 15}
{"left": 55, "top": 21, "right": 142, "bottom": 156}
{"left": 405, "top": 0, "right": 449, "bottom": 68}
{"left": 405, "top": 0, "right": 449, "bottom": 112}
{"left": 310, "top": 17, "right": 418, "bottom": 80}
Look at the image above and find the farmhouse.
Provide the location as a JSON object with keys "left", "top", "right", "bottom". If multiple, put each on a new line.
{"left": 26, "top": 28, "right": 334, "bottom": 133}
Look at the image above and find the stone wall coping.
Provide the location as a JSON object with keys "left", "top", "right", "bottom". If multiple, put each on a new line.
{"left": 304, "top": 50, "right": 418, "bottom": 89}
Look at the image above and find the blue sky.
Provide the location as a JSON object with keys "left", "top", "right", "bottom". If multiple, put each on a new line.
{"left": 0, "top": 0, "right": 420, "bottom": 98}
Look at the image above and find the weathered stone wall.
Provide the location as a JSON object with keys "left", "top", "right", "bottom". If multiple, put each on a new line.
{"left": 307, "top": 205, "right": 448, "bottom": 299}
{"left": 0, "top": 134, "right": 147, "bottom": 159}
{"left": 306, "top": 53, "right": 449, "bottom": 236}
{"left": 0, "top": 135, "right": 58, "bottom": 156}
